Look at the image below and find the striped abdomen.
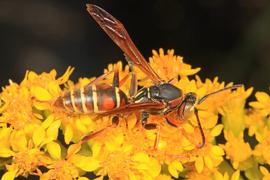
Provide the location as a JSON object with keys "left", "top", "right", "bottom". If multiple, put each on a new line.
{"left": 54, "top": 84, "right": 128, "bottom": 114}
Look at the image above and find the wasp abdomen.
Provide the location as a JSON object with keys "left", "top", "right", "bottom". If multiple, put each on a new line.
{"left": 55, "top": 84, "right": 128, "bottom": 114}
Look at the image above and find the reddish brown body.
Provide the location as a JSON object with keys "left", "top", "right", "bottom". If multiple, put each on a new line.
{"left": 54, "top": 84, "right": 128, "bottom": 114}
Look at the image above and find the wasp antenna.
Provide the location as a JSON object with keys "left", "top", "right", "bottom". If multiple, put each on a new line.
{"left": 168, "top": 77, "right": 177, "bottom": 84}
{"left": 198, "top": 84, "right": 243, "bottom": 105}
{"left": 194, "top": 108, "right": 205, "bottom": 148}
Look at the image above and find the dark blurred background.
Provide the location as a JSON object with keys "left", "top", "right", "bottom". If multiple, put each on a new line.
{"left": 0, "top": 0, "right": 270, "bottom": 91}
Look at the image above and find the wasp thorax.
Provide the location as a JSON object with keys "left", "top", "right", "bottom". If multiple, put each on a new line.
{"left": 149, "top": 83, "right": 183, "bottom": 102}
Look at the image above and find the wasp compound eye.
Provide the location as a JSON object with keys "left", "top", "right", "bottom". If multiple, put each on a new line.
{"left": 150, "top": 86, "right": 160, "bottom": 98}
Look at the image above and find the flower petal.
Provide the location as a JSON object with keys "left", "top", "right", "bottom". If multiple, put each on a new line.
{"left": 211, "top": 124, "right": 224, "bottom": 137}
{"left": 30, "top": 86, "right": 52, "bottom": 101}
{"left": 131, "top": 152, "right": 150, "bottom": 163}
{"left": 256, "top": 92, "right": 269, "bottom": 103}
{"left": 1, "top": 170, "right": 16, "bottom": 180}
{"left": 214, "top": 171, "right": 224, "bottom": 180}
{"left": 91, "top": 142, "right": 101, "bottom": 157}
{"left": 260, "top": 166, "right": 269, "bottom": 176}
{"left": 64, "top": 125, "right": 73, "bottom": 144}
{"left": 168, "top": 161, "right": 183, "bottom": 178}
{"left": 195, "top": 156, "right": 204, "bottom": 173}
{"left": 41, "top": 115, "right": 55, "bottom": 129}
{"left": 46, "top": 120, "right": 61, "bottom": 140}
{"left": 47, "top": 141, "right": 61, "bottom": 160}
{"left": 0, "top": 148, "right": 15, "bottom": 158}
{"left": 27, "top": 71, "right": 38, "bottom": 80}
{"left": 10, "top": 131, "right": 27, "bottom": 152}
{"left": 146, "top": 157, "right": 161, "bottom": 177}
{"left": 70, "top": 154, "right": 100, "bottom": 172}
{"left": 231, "top": 170, "right": 240, "bottom": 180}
{"left": 204, "top": 155, "right": 213, "bottom": 169}
{"left": 249, "top": 102, "right": 264, "bottom": 109}
{"left": 67, "top": 143, "right": 81, "bottom": 158}
{"left": 211, "top": 146, "right": 224, "bottom": 156}
{"left": 33, "top": 127, "right": 45, "bottom": 147}
{"left": 78, "top": 177, "right": 89, "bottom": 180}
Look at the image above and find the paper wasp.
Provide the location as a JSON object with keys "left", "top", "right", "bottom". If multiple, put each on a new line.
{"left": 57, "top": 4, "right": 242, "bottom": 152}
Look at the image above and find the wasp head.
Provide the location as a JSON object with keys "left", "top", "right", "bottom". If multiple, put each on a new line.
{"left": 184, "top": 92, "right": 197, "bottom": 108}
{"left": 177, "top": 92, "right": 198, "bottom": 119}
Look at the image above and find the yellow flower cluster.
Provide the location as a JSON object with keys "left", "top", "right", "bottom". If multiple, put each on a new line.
{"left": 0, "top": 48, "right": 269, "bottom": 180}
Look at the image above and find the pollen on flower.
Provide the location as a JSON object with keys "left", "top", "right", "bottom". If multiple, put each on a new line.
{"left": 0, "top": 82, "right": 37, "bottom": 129}
{"left": 40, "top": 160, "right": 79, "bottom": 180}
{"left": 6, "top": 149, "right": 51, "bottom": 177}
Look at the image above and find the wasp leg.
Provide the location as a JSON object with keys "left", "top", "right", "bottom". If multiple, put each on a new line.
{"left": 194, "top": 108, "right": 205, "bottom": 148}
{"left": 126, "top": 57, "right": 138, "bottom": 98}
{"left": 66, "top": 116, "right": 119, "bottom": 159}
{"left": 134, "top": 112, "right": 141, "bottom": 128}
{"left": 112, "top": 65, "right": 131, "bottom": 89}
{"left": 141, "top": 111, "right": 149, "bottom": 127}
{"left": 112, "top": 66, "right": 120, "bottom": 88}
{"left": 81, "top": 116, "right": 119, "bottom": 142}
{"left": 145, "top": 123, "right": 160, "bottom": 150}
{"left": 141, "top": 112, "right": 160, "bottom": 150}
{"left": 87, "top": 70, "right": 113, "bottom": 87}
{"left": 165, "top": 108, "right": 205, "bottom": 148}
{"left": 119, "top": 74, "right": 129, "bottom": 87}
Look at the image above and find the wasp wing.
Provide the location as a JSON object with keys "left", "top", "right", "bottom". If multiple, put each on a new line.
{"left": 86, "top": 4, "right": 163, "bottom": 84}
{"left": 96, "top": 101, "right": 165, "bottom": 117}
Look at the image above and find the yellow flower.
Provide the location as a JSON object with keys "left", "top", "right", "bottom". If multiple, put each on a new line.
{"left": 0, "top": 120, "right": 60, "bottom": 179}
{"left": 149, "top": 49, "right": 200, "bottom": 80}
{"left": 221, "top": 131, "right": 252, "bottom": 169}
{"left": 85, "top": 129, "right": 161, "bottom": 179}
{"left": 253, "top": 128, "right": 270, "bottom": 165}
{"left": 191, "top": 126, "right": 225, "bottom": 174}
{"left": 0, "top": 81, "right": 38, "bottom": 129}
{"left": 5, "top": 148, "right": 51, "bottom": 177}
{"left": 245, "top": 109, "right": 267, "bottom": 141}
{"left": 248, "top": 91, "right": 270, "bottom": 138}
{"left": 195, "top": 76, "right": 231, "bottom": 113}
{"left": 0, "top": 67, "right": 73, "bottom": 130}
{"left": 135, "top": 48, "right": 200, "bottom": 86}
{"left": 58, "top": 113, "right": 99, "bottom": 144}
{"left": 40, "top": 160, "right": 81, "bottom": 180}
{"left": 219, "top": 86, "right": 253, "bottom": 136}
{"left": 193, "top": 145, "right": 224, "bottom": 172}
{"left": 250, "top": 91, "right": 270, "bottom": 117}
{"left": 0, "top": 120, "right": 93, "bottom": 180}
